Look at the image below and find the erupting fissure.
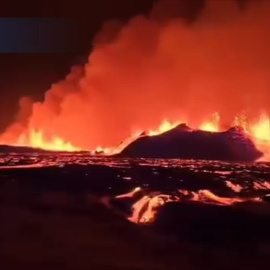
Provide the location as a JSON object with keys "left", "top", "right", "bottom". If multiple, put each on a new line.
{"left": 15, "top": 129, "right": 81, "bottom": 152}
{"left": 0, "top": 112, "right": 270, "bottom": 160}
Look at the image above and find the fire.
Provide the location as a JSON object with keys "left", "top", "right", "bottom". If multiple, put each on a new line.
{"left": 199, "top": 113, "right": 220, "bottom": 132}
{"left": 250, "top": 113, "right": 270, "bottom": 142}
{"left": 92, "top": 130, "right": 146, "bottom": 155}
{"left": 148, "top": 120, "right": 181, "bottom": 136}
{"left": 12, "top": 129, "right": 81, "bottom": 152}
{"left": 3, "top": 1, "right": 270, "bottom": 159}
{"left": 233, "top": 112, "right": 248, "bottom": 132}
{"left": 249, "top": 114, "right": 270, "bottom": 161}
{"left": 92, "top": 146, "right": 115, "bottom": 155}
{"left": 1, "top": 112, "right": 270, "bottom": 159}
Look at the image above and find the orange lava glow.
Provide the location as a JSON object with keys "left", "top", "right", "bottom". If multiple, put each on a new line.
{"left": 1, "top": 112, "right": 270, "bottom": 159}
{"left": 199, "top": 113, "right": 220, "bottom": 132}
{"left": 249, "top": 114, "right": 270, "bottom": 161}
{"left": 250, "top": 113, "right": 270, "bottom": 142}
{"left": 147, "top": 120, "right": 181, "bottom": 136}
{"left": 114, "top": 187, "right": 262, "bottom": 224}
{"left": 1, "top": 1, "right": 270, "bottom": 160}
{"left": 12, "top": 129, "right": 81, "bottom": 152}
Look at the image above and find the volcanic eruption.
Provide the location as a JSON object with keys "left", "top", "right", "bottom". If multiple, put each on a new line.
{"left": 0, "top": 0, "right": 270, "bottom": 160}
{"left": 116, "top": 123, "right": 263, "bottom": 161}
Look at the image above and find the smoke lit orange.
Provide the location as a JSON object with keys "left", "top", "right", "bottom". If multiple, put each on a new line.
{"left": 1, "top": 1, "right": 270, "bottom": 159}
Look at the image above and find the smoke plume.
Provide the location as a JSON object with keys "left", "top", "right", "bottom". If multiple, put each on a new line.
{"left": 1, "top": 0, "right": 270, "bottom": 149}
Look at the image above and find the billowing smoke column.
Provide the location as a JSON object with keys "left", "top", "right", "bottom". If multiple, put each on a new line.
{"left": 1, "top": 0, "right": 270, "bottom": 150}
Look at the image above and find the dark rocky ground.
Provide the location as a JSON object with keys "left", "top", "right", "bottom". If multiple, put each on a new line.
{"left": 1, "top": 155, "right": 270, "bottom": 269}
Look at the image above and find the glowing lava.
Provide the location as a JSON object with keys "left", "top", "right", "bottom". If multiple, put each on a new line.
{"left": 148, "top": 120, "right": 181, "bottom": 136}
{"left": 111, "top": 187, "right": 262, "bottom": 224}
{"left": 1, "top": 112, "right": 270, "bottom": 159}
{"left": 248, "top": 114, "right": 270, "bottom": 161}
{"left": 250, "top": 113, "right": 270, "bottom": 142}
{"left": 199, "top": 113, "right": 220, "bottom": 132}
{"left": 14, "top": 129, "right": 81, "bottom": 152}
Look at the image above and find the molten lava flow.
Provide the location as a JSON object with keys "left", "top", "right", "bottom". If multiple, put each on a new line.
{"left": 111, "top": 187, "right": 262, "bottom": 224}
{"left": 225, "top": 181, "right": 243, "bottom": 193}
{"left": 13, "top": 129, "right": 81, "bottom": 152}
{"left": 92, "top": 130, "right": 145, "bottom": 155}
{"left": 92, "top": 146, "right": 112, "bottom": 155}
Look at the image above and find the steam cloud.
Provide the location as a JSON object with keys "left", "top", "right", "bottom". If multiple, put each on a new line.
{"left": 1, "top": 0, "right": 270, "bottom": 149}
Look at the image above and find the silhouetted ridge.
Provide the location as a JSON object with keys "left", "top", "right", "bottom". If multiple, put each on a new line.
{"left": 117, "top": 126, "right": 263, "bottom": 161}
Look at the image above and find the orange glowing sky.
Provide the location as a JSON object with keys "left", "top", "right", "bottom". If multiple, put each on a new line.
{"left": 0, "top": 0, "right": 270, "bottom": 159}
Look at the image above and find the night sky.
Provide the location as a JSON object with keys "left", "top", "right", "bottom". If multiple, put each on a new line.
{"left": 0, "top": 0, "right": 247, "bottom": 132}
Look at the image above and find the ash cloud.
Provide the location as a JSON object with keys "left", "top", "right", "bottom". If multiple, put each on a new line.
{"left": 1, "top": 0, "right": 270, "bottom": 149}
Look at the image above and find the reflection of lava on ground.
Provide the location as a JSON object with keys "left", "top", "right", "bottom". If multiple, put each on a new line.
{"left": 2, "top": 155, "right": 270, "bottom": 269}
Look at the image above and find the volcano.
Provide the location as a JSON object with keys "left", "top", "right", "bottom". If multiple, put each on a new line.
{"left": 117, "top": 124, "right": 263, "bottom": 161}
